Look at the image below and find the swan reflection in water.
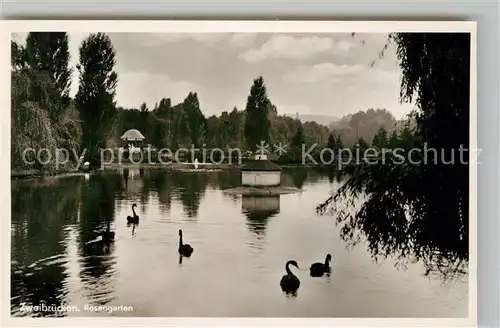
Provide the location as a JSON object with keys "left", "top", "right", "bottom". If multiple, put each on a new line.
{"left": 126, "top": 222, "right": 138, "bottom": 237}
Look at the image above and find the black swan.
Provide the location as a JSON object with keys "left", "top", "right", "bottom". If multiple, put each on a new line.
{"left": 126, "top": 203, "right": 139, "bottom": 224}
{"left": 100, "top": 221, "right": 115, "bottom": 243}
{"left": 309, "top": 254, "right": 332, "bottom": 277}
{"left": 280, "top": 260, "right": 300, "bottom": 294}
{"left": 178, "top": 229, "right": 193, "bottom": 257}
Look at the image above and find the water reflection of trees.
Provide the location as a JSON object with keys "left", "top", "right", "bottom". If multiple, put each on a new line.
{"left": 281, "top": 167, "right": 307, "bottom": 189}
{"left": 117, "top": 167, "right": 330, "bottom": 226}
{"left": 281, "top": 167, "right": 330, "bottom": 188}
{"left": 170, "top": 171, "right": 209, "bottom": 218}
{"left": 118, "top": 168, "right": 234, "bottom": 219}
{"left": 139, "top": 168, "right": 152, "bottom": 212}
{"left": 116, "top": 168, "right": 142, "bottom": 200}
{"left": 78, "top": 173, "right": 120, "bottom": 305}
{"left": 11, "top": 169, "right": 244, "bottom": 315}
{"left": 212, "top": 169, "right": 240, "bottom": 190}
{"left": 327, "top": 167, "right": 345, "bottom": 184}
{"left": 215, "top": 169, "right": 242, "bottom": 204}
{"left": 151, "top": 170, "right": 174, "bottom": 215}
{"left": 317, "top": 33, "right": 470, "bottom": 281}
{"left": 11, "top": 176, "right": 82, "bottom": 317}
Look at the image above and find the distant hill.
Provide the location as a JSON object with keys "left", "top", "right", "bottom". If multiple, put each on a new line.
{"left": 291, "top": 114, "right": 340, "bottom": 127}
{"left": 330, "top": 108, "right": 398, "bottom": 147}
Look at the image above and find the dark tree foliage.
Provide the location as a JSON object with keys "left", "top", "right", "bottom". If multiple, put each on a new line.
{"left": 23, "top": 33, "right": 77, "bottom": 155}
{"left": 244, "top": 76, "right": 271, "bottom": 151}
{"left": 25, "top": 32, "right": 72, "bottom": 112}
{"left": 355, "top": 138, "right": 369, "bottom": 151}
{"left": 320, "top": 133, "right": 337, "bottom": 165}
{"left": 327, "top": 134, "right": 336, "bottom": 150}
{"left": 139, "top": 102, "right": 150, "bottom": 141}
{"left": 75, "top": 32, "right": 118, "bottom": 164}
{"left": 182, "top": 92, "right": 207, "bottom": 147}
{"left": 372, "top": 127, "right": 388, "bottom": 149}
{"left": 11, "top": 35, "right": 81, "bottom": 172}
{"left": 291, "top": 125, "right": 305, "bottom": 148}
{"left": 318, "top": 33, "right": 470, "bottom": 279}
{"left": 13, "top": 33, "right": 72, "bottom": 121}
{"left": 335, "top": 135, "right": 344, "bottom": 150}
{"left": 11, "top": 40, "right": 26, "bottom": 69}
{"left": 152, "top": 97, "right": 173, "bottom": 148}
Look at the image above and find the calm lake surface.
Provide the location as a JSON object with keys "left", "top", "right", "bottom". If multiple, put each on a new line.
{"left": 10, "top": 167, "right": 468, "bottom": 317}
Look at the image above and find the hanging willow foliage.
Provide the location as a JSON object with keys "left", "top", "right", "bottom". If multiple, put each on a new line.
{"left": 318, "top": 33, "right": 470, "bottom": 280}
{"left": 11, "top": 48, "right": 82, "bottom": 173}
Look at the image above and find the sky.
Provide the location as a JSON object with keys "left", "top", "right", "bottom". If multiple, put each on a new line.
{"left": 12, "top": 32, "right": 414, "bottom": 120}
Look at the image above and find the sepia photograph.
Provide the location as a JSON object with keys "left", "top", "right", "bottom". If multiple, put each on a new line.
{"left": 6, "top": 21, "right": 475, "bottom": 322}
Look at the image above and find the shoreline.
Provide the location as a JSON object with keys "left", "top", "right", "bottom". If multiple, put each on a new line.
{"left": 11, "top": 162, "right": 327, "bottom": 180}
{"left": 102, "top": 162, "right": 236, "bottom": 170}
{"left": 11, "top": 169, "right": 85, "bottom": 180}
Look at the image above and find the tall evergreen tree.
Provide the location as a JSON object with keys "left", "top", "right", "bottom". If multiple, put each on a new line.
{"left": 324, "top": 133, "right": 337, "bottom": 164}
{"left": 183, "top": 92, "right": 206, "bottom": 147}
{"left": 159, "top": 97, "right": 172, "bottom": 113}
{"left": 388, "top": 131, "right": 400, "bottom": 148}
{"left": 335, "top": 135, "right": 344, "bottom": 149}
{"left": 244, "top": 76, "right": 271, "bottom": 151}
{"left": 291, "top": 125, "right": 305, "bottom": 148}
{"left": 75, "top": 33, "right": 118, "bottom": 164}
{"left": 327, "top": 134, "right": 336, "bottom": 150}
{"left": 356, "top": 137, "right": 369, "bottom": 151}
{"left": 372, "top": 127, "right": 388, "bottom": 149}
{"left": 140, "top": 102, "right": 149, "bottom": 142}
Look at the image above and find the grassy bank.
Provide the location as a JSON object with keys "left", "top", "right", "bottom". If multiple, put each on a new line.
{"left": 11, "top": 167, "right": 83, "bottom": 180}
{"left": 11, "top": 160, "right": 331, "bottom": 180}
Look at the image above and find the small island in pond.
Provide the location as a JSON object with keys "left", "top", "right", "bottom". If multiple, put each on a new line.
{"left": 223, "top": 154, "right": 302, "bottom": 196}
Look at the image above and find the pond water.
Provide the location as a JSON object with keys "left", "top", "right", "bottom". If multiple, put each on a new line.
{"left": 10, "top": 168, "right": 468, "bottom": 317}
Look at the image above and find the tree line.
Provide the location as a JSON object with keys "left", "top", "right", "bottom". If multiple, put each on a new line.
{"left": 108, "top": 79, "right": 333, "bottom": 153}
{"left": 12, "top": 32, "right": 415, "bottom": 171}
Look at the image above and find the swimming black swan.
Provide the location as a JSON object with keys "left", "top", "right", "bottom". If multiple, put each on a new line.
{"left": 280, "top": 260, "right": 300, "bottom": 294}
{"left": 309, "top": 254, "right": 332, "bottom": 277}
{"left": 100, "top": 221, "right": 115, "bottom": 243}
{"left": 126, "top": 203, "right": 139, "bottom": 224}
{"left": 178, "top": 229, "right": 193, "bottom": 257}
